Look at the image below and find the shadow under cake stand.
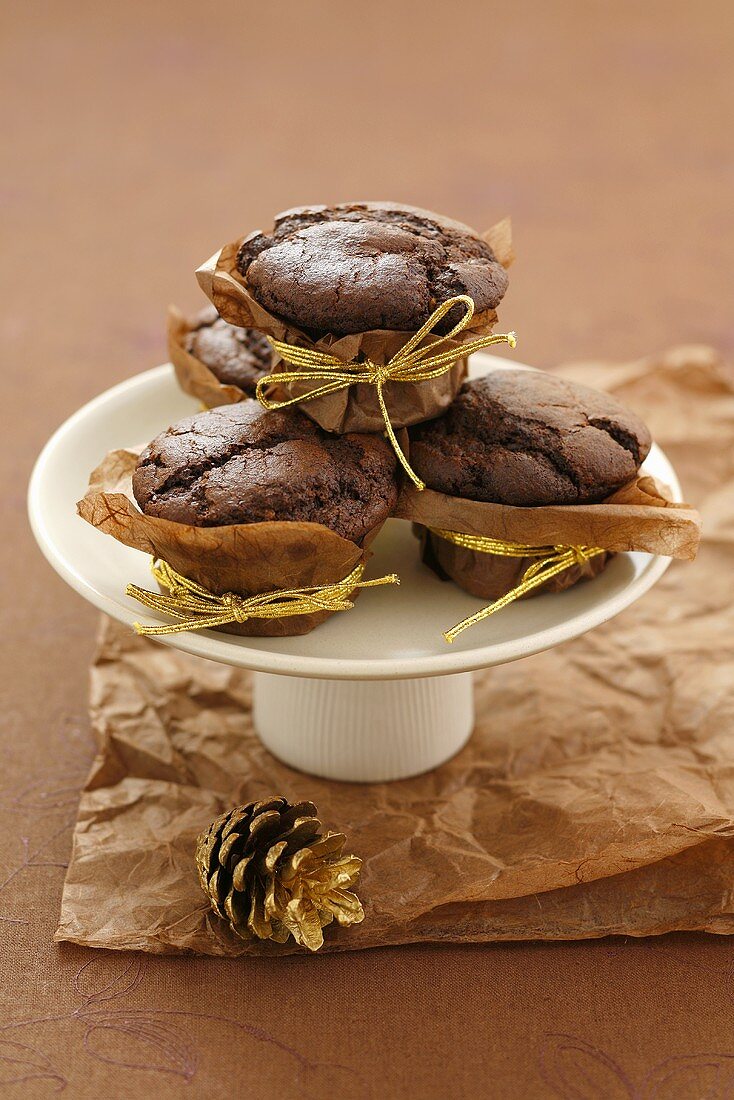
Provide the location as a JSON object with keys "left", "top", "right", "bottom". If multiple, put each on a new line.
{"left": 28, "top": 353, "right": 679, "bottom": 782}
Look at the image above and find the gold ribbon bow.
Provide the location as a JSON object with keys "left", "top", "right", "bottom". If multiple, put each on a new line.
{"left": 256, "top": 295, "right": 517, "bottom": 491}
{"left": 429, "top": 529, "right": 606, "bottom": 643}
{"left": 127, "top": 559, "right": 400, "bottom": 637}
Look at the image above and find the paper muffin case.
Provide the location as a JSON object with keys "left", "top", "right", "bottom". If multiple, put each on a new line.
{"left": 416, "top": 525, "right": 611, "bottom": 599}
{"left": 195, "top": 211, "right": 514, "bottom": 435}
{"left": 77, "top": 449, "right": 389, "bottom": 638}
{"left": 395, "top": 475, "right": 702, "bottom": 605}
{"left": 167, "top": 305, "right": 255, "bottom": 408}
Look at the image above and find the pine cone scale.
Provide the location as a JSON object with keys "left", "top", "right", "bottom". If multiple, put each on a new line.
{"left": 230, "top": 852, "right": 254, "bottom": 891}
{"left": 262, "top": 840, "right": 286, "bottom": 872}
{"left": 278, "top": 818, "right": 321, "bottom": 853}
{"left": 246, "top": 809, "right": 285, "bottom": 846}
{"left": 207, "top": 866, "right": 228, "bottom": 919}
{"left": 281, "top": 897, "right": 326, "bottom": 952}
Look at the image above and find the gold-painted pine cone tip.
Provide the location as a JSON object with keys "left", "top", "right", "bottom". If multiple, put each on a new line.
{"left": 195, "top": 796, "right": 364, "bottom": 952}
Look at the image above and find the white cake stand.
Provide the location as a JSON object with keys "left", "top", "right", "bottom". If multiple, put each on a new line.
{"left": 28, "top": 354, "right": 680, "bottom": 782}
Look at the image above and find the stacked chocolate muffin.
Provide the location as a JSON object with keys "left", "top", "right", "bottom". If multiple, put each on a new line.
{"left": 133, "top": 401, "right": 399, "bottom": 545}
{"left": 234, "top": 203, "right": 509, "bottom": 336}
{"left": 182, "top": 306, "right": 271, "bottom": 394}
{"left": 168, "top": 304, "right": 273, "bottom": 406}
{"left": 409, "top": 370, "right": 651, "bottom": 508}
{"left": 407, "top": 369, "right": 652, "bottom": 603}
{"left": 91, "top": 202, "right": 657, "bottom": 637}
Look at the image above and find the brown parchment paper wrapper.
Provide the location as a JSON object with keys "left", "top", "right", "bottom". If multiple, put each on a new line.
{"left": 76, "top": 449, "right": 382, "bottom": 637}
{"left": 395, "top": 475, "right": 701, "bottom": 601}
{"left": 57, "top": 347, "right": 734, "bottom": 955}
{"left": 417, "top": 525, "right": 611, "bottom": 599}
{"left": 167, "top": 305, "right": 257, "bottom": 408}
{"left": 195, "top": 209, "right": 514, "bottom": 434}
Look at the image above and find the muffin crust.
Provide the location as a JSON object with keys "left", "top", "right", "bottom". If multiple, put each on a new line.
{"left": 409, "top": 369, "right": 652, "bottom": 506}
{"left": 185, "top": 305, "right": 271, "bottom": 394}
{"left": 133, "top": 400, "right": 399, "bottom": 543}
{"left": 236, "top": 203, "right": 508, "bottom": 336}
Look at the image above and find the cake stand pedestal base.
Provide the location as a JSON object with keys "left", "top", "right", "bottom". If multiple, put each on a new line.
{"left": 252, "top": 671, "right": 475, "bottom": 782}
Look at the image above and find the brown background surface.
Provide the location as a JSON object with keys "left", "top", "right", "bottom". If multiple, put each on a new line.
{"left": 2, "top": 1, "right": 733, "bottom": 1096}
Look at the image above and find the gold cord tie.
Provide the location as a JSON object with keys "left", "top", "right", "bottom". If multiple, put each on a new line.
{"left": 256, "top": 295, "right": 516, "bottom": 491}
{"left": 127, "top": 559, "right": 400, "bottom": 637}
{"left": 429, "top": 529, "right": 606, "bottom": 644}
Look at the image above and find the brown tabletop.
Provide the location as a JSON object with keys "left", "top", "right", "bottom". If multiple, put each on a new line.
{"left": 3, "top": 1, "right": 733, "bottom": 1095}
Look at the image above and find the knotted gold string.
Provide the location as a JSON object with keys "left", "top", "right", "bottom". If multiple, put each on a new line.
{"left": 429, "top": 528, "right": 606, "bottom": 644}
{"left": 127, "top": 559, "right": 400, "bottom": 637}
{"left": 256, "top": 295, "right": 517, "bottom": 491}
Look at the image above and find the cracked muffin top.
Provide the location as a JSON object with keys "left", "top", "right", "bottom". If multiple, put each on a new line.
{"left": 132, "top": 400, "right": 399, "bottom": 543}
{"left": 408, "top": 369, "right": 652, "bottom": 506}
{"left": 185, "top": 305, "right": 272, "bottom": 395}
{"left": 235, "top": 202, "right": 509, "bottom": 337}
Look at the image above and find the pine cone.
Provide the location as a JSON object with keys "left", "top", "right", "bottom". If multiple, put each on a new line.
{"left": 195, "top": 796, "right": 364, "bottom": 952}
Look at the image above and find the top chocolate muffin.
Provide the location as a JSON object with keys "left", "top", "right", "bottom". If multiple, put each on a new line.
{"left": 235, "top": 203, "right": 509, "bottom": 337}
{"left": 132, "top": 400, "right": 398, "bottom": 544}
{"left": 185, "top": 305, "right": 271, "bottom": 394}
{"left": 409, "top": 369, "right": 652, "bottom": 506}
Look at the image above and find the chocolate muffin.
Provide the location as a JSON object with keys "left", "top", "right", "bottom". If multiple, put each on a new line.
{"left": 235, "top": 203, "right": 509, "bottom": 337}
{"left": 185, "top": 305, "right": 271, "bottom": 394}
{"left": 133, "top": 400, "right": 398, "bottom": 543}
{"left": 409, "top": 369, "right": 652, "bottom": 505}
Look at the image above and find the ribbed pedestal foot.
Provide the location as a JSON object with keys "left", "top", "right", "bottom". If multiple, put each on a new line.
{"left": 252, "top": 672, "right": 475, "bottom": 782}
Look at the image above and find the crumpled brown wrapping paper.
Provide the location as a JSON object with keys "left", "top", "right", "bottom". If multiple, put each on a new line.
{"left": 395, "top": 474, "right": 701, "bottom": 600}
{"left": 77, "top": 449, "right": 385, "bottom": 637}
{"left": 195, "top": 208, "right": 513, "bottom": 434}
{"left": 167, "top": 304, "right": 259, "bottom": 408}
{"left": 58, "top": 346, "right": 734, "bottom": 955}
